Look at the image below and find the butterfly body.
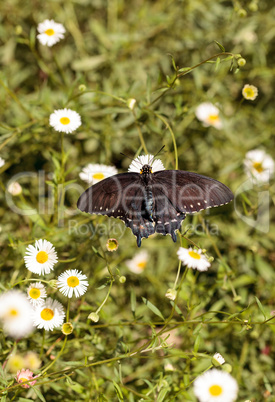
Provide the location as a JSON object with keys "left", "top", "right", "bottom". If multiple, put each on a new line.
{"left": 77, "top": 163, "right": 233, "bottom": 247}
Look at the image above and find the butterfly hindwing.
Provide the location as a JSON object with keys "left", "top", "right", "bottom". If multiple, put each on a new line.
{"left": 151, "top": 182, "right": 185, "bottom": 242}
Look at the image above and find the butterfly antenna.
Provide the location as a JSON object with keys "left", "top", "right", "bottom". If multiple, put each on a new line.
{"left": 120, "top": 152, "right": 135, "bottom": 162}
{"left": 149, "top": 145, "right": 165, "bottom": 165}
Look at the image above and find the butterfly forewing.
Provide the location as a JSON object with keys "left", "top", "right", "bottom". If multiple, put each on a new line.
{"left": 77, "top": 173, "right": 138, "bottom": 217}
{"left": 152, "top": 170, "right": 234, "bottom": 214}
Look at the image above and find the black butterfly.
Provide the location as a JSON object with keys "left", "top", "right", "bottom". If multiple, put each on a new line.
{"left": 77, "top": 161, "right": 233, "bottom": 247}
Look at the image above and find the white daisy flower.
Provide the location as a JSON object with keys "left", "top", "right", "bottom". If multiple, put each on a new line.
{"left": 32, "top": 297, "right": 65, "bottom": 331}
{"left": 27, "top": 282, "right": 47, "bottom": 307}
{"left": 242, "top": 84, "right": 258, "bottom": 101}
{"left": 24, "top": 239, "right": 58, "bottom": 275}
{"left": 57, "top": 269, "right": 89, "bottom": 298}
{"left": 7, "top": 182, "right": 22, "bottom": 196}
{"left": 243, "top": 149, "right": 274, "bottom": 183}
{"left": 177, "top": 247, "right": 210, "bottom": 272}
{"left": 49, "top": 108, "right": 81, "bottom": 134}
{"left": 126, "top": 251, "right": 149, "bottom": 274}
{"left": 0, "top": 157, "right": 5, "bottom": 168}
{"left": 128, "top": 154, "right": 165, "bottom": 173}
{"left": 0, "top": 290, "right": 34, "bottom": 339}
{"left": 79, "top": 163, "right": 118, "bottom": 184}
{"left": 37, "top": 19, "right": 65, "bottom": 47}
{"left": 195, "top": 102, "right": 223, "bottom": 130}
{"left": 194, "top": 368, "right": 238, "bottom": 402}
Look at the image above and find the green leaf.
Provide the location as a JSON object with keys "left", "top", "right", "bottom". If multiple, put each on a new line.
{"left": 214, "top": 40, "right": 225, "bottom": 52}
{"left": 178, "top": 67, "right": 191, "bottom": 73}
{"left": 255, "top": 296, "right": 266, "bottom": 320}
{"left": 113, "top": 381, "right": 124, "bottom": 401}
{"left": 215, "top": 57, "right": 221, "bottom": 71}
{"left": 32, "top": 386, "right": 46, "bottom": 402}
{"left": 168, "top": 53, "right": 177, "bottom": 71}
{"left": 142, "top": 297, "right": 165, "bottom": 320}
{"left": 51, "top": 155, "right": 61, "bottom": 170}
{"left": 193, "top": 323, "right": 202, "bottom": 336}
{"left": 157, "top": 387, "right": 170, "bottom": 401}
{"left": 193, "top": 334, "right": 201, "bottom": 353}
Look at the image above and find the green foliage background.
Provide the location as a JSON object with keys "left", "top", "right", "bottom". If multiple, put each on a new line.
{"left": 1, "top": 0, "right": 275, "bottom": 400}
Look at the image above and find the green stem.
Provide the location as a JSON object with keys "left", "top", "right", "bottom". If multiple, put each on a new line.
{"left": 66, "top": 299, "right": 70, "bottom": 322}
{"left": 40, "top": 329, "right": 45, "bottom": 358}
{"left": 147, "top": 52, "right": 236, "bottom": 108}
{"left": 173, "top": 260, "right": 182, "bottom": 290}
{"left": 41, "top": 336, "right": 67, "bottom": 375}
{"left": 131, "top": 108, "right": 148, "bottom": 154}
{"left": 96, "top": 280, "right": 114, "bottom": 314}
{"left": 11, "top": 278, "right": 51, "bottom": 288}
{"left": 152, "top": 111, "right": 178, "bottom": 169}
{"left": 67, "top": 89, "right": 127, "bottom": 105}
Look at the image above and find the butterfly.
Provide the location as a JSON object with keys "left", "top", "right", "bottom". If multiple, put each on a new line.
{"left": 77, "top": 155, "right": 234, "bottom": 247}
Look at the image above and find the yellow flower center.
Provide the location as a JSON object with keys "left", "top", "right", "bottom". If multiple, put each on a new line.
{"left": 20, "top": 377, "right": 28, "bottom": 383}
{"left": 29, "top": 288, "right": 41, "bottom": 299}
{"left": 244, "top": 88, "right": 254, "bottom": 98}
{"left": 9, "top": 308, "right": 18, "bottom": 317}
{"left": 107, "top": 240, "right": 118, "bottom": 251}
{"left": 41, "top": 308, "right": 54, "bottom": 321}
{"left": 92, "top": 172, "right": 105, "bottom": 180}
{"left": 67, "top": 276, "right": 80, "bottom": 288}
{"left": 60, "top": 117, "right": 70, "bottom": 125}
{"left": 137, "top": 261, "right": 146, "bottom": 270}
{"left": 45, "top": 28, "right": 55, "bottom": 36}
{"left": 36, "top": 251, "right": 49, "bottom": 264}
{"left": 209, "top": 384, "right": 223, "bottom": 396}
{"left": 252, "top": 161, "right": 264, "bottom": 173}
{"left": 208, "top": 114, "right": 219, "bottom": 124}
{"left": 188, "top": 250, "right": 201, "bottom": 260}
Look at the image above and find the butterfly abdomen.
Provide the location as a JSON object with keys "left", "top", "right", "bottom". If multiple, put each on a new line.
{"left": 143, "top": 186, "right": 154, "bottom": 221}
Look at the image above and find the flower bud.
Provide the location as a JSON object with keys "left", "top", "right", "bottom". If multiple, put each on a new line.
{"left": 212, "top": 352, "right": 225, "bottom": 366}
{"left": 62, "top": 322, "right": 73, "bottom": 335}
{"left": 119, "top": 275, "right": 126, "bottom": 284}
{"left": 238, "top": 8, "right": 247, "bottom": 17}
{"left": 165, "top": 288, "right": 177, "bottom": 301}
{"left": 127, "top": 98, "right": 136, "bottom": 110}
{"left": 48, "top": 280, "right": 58, "bottom": 289}
{"left": 237, "top": 58, "right": 246, "bottom": 67}
{"left": 88, "top": 312, "right": 99, "bottom": 322}
{"left": 78, "top": 84, "right": 86, "bottom": 92}
{"left": 222, "top": 363, "right": 232, "bottom": 373}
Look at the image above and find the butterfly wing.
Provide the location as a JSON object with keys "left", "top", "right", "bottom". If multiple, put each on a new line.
{"left": 150, "top": 181, "right": 186, "bottom": 242}
{"left": 152, "top": 170, "right": 234, "bottom": 214}
{"left": 77, "top": 173, "right": 155, "bottom": 246}
{"left": 77, "top": 170, "right": 233, "bottom": 247}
